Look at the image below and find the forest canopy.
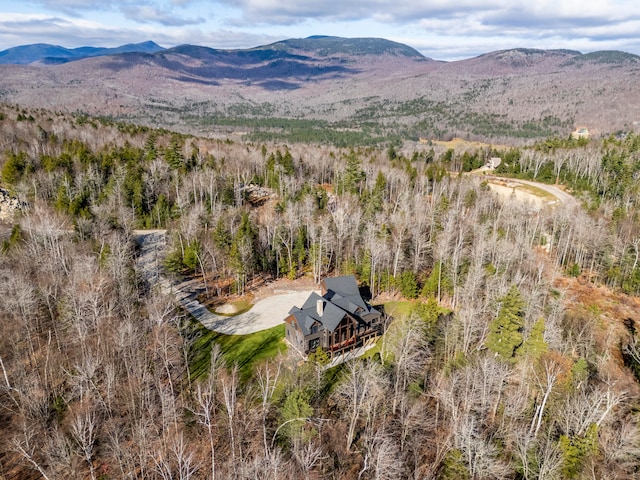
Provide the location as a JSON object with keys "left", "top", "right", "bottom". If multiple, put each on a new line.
{"left": 1, "top": 103, "right": 640, "bottom": 479}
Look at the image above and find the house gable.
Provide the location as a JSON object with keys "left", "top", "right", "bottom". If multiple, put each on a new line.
{"left": 286, "top": 275, "right": 387, "bottom": 357}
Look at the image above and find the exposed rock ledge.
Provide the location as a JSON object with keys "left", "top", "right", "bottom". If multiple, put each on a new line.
{"left": 0, "top": 188, "right": 28, "bottom": 221}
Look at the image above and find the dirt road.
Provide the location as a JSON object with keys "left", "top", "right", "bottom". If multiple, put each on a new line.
{"left": 482, "top": 175, "right": 578, "bottom": 209}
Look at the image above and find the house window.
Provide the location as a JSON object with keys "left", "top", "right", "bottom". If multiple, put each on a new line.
{"left": 311, "top": 324, "right": 318, "bottom": 334}
{"left": 309, "top": 338, "right": 320, "bottom": 351}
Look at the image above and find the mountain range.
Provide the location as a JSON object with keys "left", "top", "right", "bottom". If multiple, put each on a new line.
{"left": 0, "top": 41, "right": 165, "bottom": 65}
{"left": 1, "top": 36, "right": 639, "bottom": 144}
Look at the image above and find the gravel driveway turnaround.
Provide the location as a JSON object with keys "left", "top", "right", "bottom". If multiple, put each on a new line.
{"left": 197, "top": 290, "right": 319, "bottom": 335}
{"left": 134, "top": 230, "right": 318, "bottom": 335}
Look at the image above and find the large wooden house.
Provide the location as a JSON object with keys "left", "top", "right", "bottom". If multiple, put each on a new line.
{"left": 284, "top": 275, "right": 386, "bottom": 358}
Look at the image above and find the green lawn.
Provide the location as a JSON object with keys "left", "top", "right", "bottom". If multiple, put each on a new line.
{"left": 382, "top": 300, "right": 416, "bottom": 318}
{"left": 187, "top": 320, "right": 287, "bottom": 382}
{"left": 185, "top": 299, "right": 442, "bottom": 384}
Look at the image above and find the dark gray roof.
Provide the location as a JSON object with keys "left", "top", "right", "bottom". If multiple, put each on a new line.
{"left": 329, "top": 293, "right": 367, "bottom": 314}
{"left": 289, "top": 310, "right": 315, "bottom": 336}
{"left": 288, "top": 276, "right": 380, "bottom": 336}
{"left": 301, "top": 291, "right": 325, "bottom": 310}
{"left": 290, "top": 291, "right": 348, "bottom": 335}
{"left": 323, "top": 275, "right": 360, "bottom": 297}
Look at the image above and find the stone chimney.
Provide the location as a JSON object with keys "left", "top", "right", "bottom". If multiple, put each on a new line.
{"left": 316, "top": 299, "right": 324, "bottom": 317}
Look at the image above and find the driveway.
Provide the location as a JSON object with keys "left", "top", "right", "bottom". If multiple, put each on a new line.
{"left": 197, "top": 290, "right": 318, "bottom": 335}
{"left": 482, "top": 175, "right": 578, "bottom": 210}
{"left": 133, "top": 229, "right": 318, "bottom": 335}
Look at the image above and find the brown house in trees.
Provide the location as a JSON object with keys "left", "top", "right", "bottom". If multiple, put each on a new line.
{"left": 284, "top": 275, "right": 386, "bottom": 358}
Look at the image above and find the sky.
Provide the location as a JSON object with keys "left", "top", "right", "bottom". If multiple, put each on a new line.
{"left": 1, "top": 0, "right": 640, "bottom": 61}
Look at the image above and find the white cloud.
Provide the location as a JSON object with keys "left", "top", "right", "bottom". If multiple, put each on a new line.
{"left": 0, "top": 12, "right": 281, "bottom": 51}
{"left": 0, "top": 13, "right": 153, "bottom": 48}
{"left": 2, "top": 1, "right": 640, "bottom": 59}
{"left": 24, "top": 0, "right": 210, "bottom": 24}
{"left": 122, "top": 5, "right": 205, "bottom": 26}
{"left": 221, "top": 0, "right": 506, "bottom": 24}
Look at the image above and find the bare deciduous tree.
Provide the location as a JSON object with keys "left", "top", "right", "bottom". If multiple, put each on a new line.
{"left": 70, "top": 401, "right": 100, "bottom": 480}
{"left": 190, "top": 344, "right": 222, "bottom": 480}
{"left": 335, "top": 360, "right": 387, "bottom": 450}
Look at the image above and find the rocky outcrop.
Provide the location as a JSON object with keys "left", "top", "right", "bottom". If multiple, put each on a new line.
{"left": 0, "top": 188, "right": 27, "bottom": 221}
{"left": 241, "top": 184, "right": 277, "bottom": 206}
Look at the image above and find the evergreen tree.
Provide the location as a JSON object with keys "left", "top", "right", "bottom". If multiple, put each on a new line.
{"left": 396, "top": 270, "right": 419, "bottom": 299}
{"left": 520, "top": 318, "right": 548, "bottom": 360}
{"left": 148, "top": 193, "right": 171, "bottom": 228}
{"left": 1, "top": 151, "right": 28, "bottom": 185}
{"left": 278, "top": 149, "right": 295, "bottom": 175}
{"left": 439, "top": 449, "right": 470, "bottom": 480}
{"left": 293, "top": 226, "right": 307, "bottom": 276}
{"left": 230, "top": 212, "right": 257, "bottom": 294}
{"left": 486, "top": 285, "right": 526, "bottom": 362}
{"left": 265, "top": 153, "right": 280, "bottom": 190}
{"left": 367, "top": 170, "right": 387, "bottom": 214}
{"left": 279, "top": 388, "right": 313, "bottom": 442}
{"left": 559, "top": 423, "right": 598, "bottom": 478}
{"left": 144, "top": 131, "right": 158, "bottom": 161}
{"left": 183, "top": 239, "right": 201, "bottom": 272}
{"left": 340, "top": 150, "right": 365, "bottom": 195}
{"left": 165, "top": 135, "right": 184, "bottom": 170}
{"left": 421, "top": 261, "right": 453, "bottom": 300}
{"left": 1, "top": 224, "right": 22, "bottom": 253}
{"left": 213, "top": 218, "right": 231, "bottom": 254}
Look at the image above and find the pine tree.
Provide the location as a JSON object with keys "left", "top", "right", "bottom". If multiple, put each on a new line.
{"left": 559, "top": 423, "right": 598, "bottom": 478}
{"left": 165, "top": 135, "right": 184, "bottom": 170}
{"left": 1, "top": 151, "right": 27, "bottom": 185}
{"left": 520, "top": 318, "right": 548, "bottom": 360}
{"left": 144, "top": 131, "right": 158, "bottom": 161}
{"left": 341, "top": 150, "right": 365, "bottom": 195}
{"left": 396, "top": 270, "right": 419, "bottom": 299}
{"left": 229, "top": 213, "right": 257, "bottom": 294}
{"left": 421, "top": 261, "right": 453, "bottom": 300}
{"left": 280, "top": 388, "right": 313, "bottom": 442}
{"left": 486, "top": 285, "right": 526, "bottom": 362}
{"left": 367, "top": 170, "right": 387, "bottom": 215}
{"left": 293, "top": 226, "right": 307, "bottom": 276}
{"left": 212, "top": 218, "right": 231, "bottom": 254}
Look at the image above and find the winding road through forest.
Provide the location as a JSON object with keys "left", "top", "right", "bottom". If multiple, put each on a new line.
{"left": 482, "top": 174, "right": 579, "bottom": 209}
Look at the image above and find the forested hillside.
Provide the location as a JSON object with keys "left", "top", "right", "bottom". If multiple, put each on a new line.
{"left": 2, "top": 38, "right": 640, "bottom": 145}
{"left": 2, "top": 103, "right": 640, "bottom": 479}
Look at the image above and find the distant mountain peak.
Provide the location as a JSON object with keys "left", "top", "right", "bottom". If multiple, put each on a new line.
{"left": 262, "top": 36, "right": 428, "bottom": 60}
{"left": 563, "top": 50, "right": 640, "bottom": 66}
{"left": 126, "top": 40, "right": 162, "bottom": 48}
{"left": 0, "top": 41, "right": 165, "bottom": 65}
{"left": 497, "top": 47, "right": 580, "bottom": 56}
{"left": 467, "top": 47, "right": 583, "bottom": 70}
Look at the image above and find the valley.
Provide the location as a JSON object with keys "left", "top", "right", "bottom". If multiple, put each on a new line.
{"left": 1, "top": 38, "right": 639, "bottom": 145}
{"left": 1, "top": 37, "right": 640, "bottom": 479}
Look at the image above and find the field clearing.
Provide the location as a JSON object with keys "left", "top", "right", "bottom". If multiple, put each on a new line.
{"left": 428, "top": 137, "right": 511, "bottom": 151}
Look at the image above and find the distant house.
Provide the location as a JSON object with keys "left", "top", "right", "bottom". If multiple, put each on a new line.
{"left": 571, "top": 126, "right": 590, "bottom": 139}
{"left": 485, "top": 157, "right": 502, "bottom": 169}
{"left": 284, "top": 275, "right": 386, "bottom": 358}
